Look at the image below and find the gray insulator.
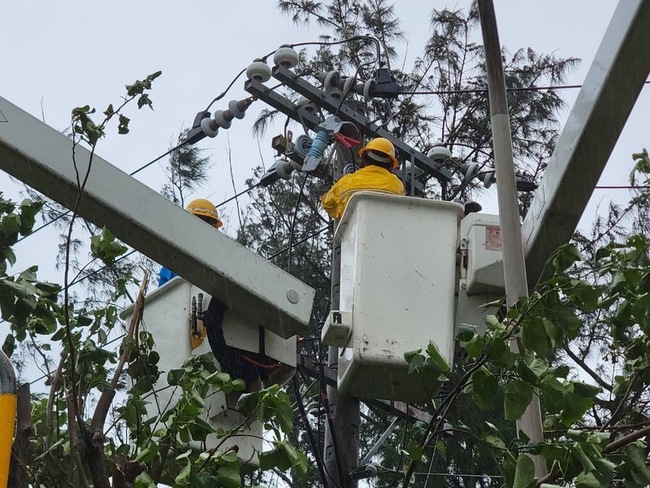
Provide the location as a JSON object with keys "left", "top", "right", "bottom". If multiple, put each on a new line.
{"left": 200, "top": 117, "right": 219, "bottom": 138}
{"left": 228, "top": 99, "right": 247, "bottom": 119}
{"left": 289, "top": 160, "right": 302, "bottom": 172}
{"left": 343, "top": 163, "right": 357, "bottom": 175}
{"left": 324, "top": 70, "right": 343, "bottom": 99}
{"left": 273, "top": 46, "right": 299, "bottom": 68}
{"left": 294, "top": 134, "right": 313, "bottom": 158}
{"left": 246, "top": 60, "right": 272, "bottom": 82}
{"left": 213, "top": 110, "right": 232, "bottom": 129}
{"left": 342, "top": 76, "right": 355, "bottom": 96}
{"left": 427, "top": 145, "right": 453, "bottom": 162}
{"left": 483, "top": 171, "right": 496, "bottom": 188}
{"left": 295, "top": 96, "right": 317, "bottom": 114}
{"left": 404, "top": 161, "right": 424, "bottom": 178}
{"left": 464, "top": 162, "right": 480, "bottom": 180}
{"left": 275, "top": 159, "right": 295, "bottom": 180}
{"left": 363, "top": 79, "right": 373, "bottom": 100}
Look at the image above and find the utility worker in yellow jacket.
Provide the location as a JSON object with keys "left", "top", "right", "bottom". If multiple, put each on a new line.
{"left": 321, "top": 137, "right": 405, "bottom": 219}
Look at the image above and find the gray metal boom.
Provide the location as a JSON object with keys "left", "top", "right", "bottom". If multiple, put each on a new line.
{"left": 0, "top": 96, "right": 314, "bottom": 339}
{"left": 522, "top": 0, "right": 650, "bottom": 281}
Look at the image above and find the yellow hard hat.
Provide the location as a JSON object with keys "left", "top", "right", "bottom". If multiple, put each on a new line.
{"left": 186, "top": 198, "right": 223, "bottom": 228}
{"left": 358, "top": 137, "right": 399, "bottom": 168}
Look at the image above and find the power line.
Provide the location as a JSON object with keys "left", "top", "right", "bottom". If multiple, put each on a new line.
{"left": 400, "top": 79, "right": 650, "bottom": 96}
{"left": 594, "top": 185, "right": 649, "bottom": 190}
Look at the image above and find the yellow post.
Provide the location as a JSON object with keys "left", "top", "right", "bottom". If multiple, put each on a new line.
{"left": 0, "top": 350, "right": 16, "bottom": 487}
{"left": 0, "top": 393, "right": 16, "bottom": 486}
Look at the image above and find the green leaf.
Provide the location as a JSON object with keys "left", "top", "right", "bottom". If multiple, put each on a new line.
{"left": 575, "top": 471, "right": 601, "bottom": 488}
{"left": 456, "top": 323, "right": 476, "bottom": 342}
{"left": 504, "top": 380, "right": 533, "bottom": 420}
{"left": 235, "top": 390, "right": 261, "bottom": 414}
{"left": 259, "top": 449, "right": 282, "bottom": 471}
{"left": 464, "top": 334, "right": 484, "bottom": 357}
{"left": 484, "top": 314, "right": 500, "bottom": 329}
{"left": 513, "top": 454, "right": 535, "bottom": 488}
{"left": 521, "top": 318, "right": 550, "bottom": 357}
{"left": 133, "top": 471, "right": 156, "bottom": 488}
{"left": 134, "top": 444, "right": 158, "bottom": 463}
{"left": 426, "top": 341, "right": 450, "bottom": 373}
{"left": 516, "top": 359, "right": 539, "bottom": 384}
{"left": 175, "top": 459, "right": 192, "bottom": 485}
{"left": 216, "top": 466, "right": 241, "bottom": 488}
{"left": 471, "top": 367, "right": 498, "bottom": 400}
{"left": 484, "top": 434, "right": 506, "bottom": 450}
{"left": 553, "top": 243, "right": 582, "bottom": 272}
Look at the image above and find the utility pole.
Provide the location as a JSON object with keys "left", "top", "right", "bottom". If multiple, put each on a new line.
{"left": 323, "top": 151, "right": 359, "bottom": 488}
{"left": 477, "top": 0, "right": 547, "bottom": 478}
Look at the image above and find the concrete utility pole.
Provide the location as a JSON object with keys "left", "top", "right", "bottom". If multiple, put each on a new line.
{"left": 323, "top": 152, "right": 359, "bottom": 488}
{"left": 477, "top": 0, "right": 547, "bottom": 478}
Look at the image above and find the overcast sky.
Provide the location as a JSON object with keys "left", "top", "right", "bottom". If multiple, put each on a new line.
{"left": 1, "top": 0, "right": 647, "bottom": 291}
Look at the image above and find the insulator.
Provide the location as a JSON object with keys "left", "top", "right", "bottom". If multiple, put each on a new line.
{"left": 342, "top": 76, "right": 355, "bottom": 96}
{"left": 213, "top": 110, "right": 232, "bottom": 129}
{"left": 306, "top": 131, "right": 331, "bottom": 162}
{"left": 464, "top": 162, "right": 480, "bottom": 181}
{"left": 427, "top": 145, "right": 453, "bottom": 162}
{"left": 295, "top": 96, "right": 317, "bottom": 114}
{"left": 323, "top": 70, "right": 340, "bottom": 90}
{"left": 275, "top": 158, "right": 295, "bottom": 180}
{"left": 273, "top": 46, "right": 299, "bottom": 68}
{"left": 483, "top": 171, "right": 496, "bottom": 188}
{"left": 200, "top": 117, "right": 219, "bottom": 138}
{"left": 246, "top": 59, "right": 272, "bottom": 82}
{"left": 363, "top": 79, "right": 373, "bottom": 100}
{"left": 294, "top": 134, "right": 313, "bottom": 158}
{"left": 228, "top": 99, "right": 250, "bottom": 119}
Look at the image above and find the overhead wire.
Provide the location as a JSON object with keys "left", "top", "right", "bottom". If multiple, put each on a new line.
{"left": 400, "top": 79, "right": 650, "bottom": 96}
{"left": 292, "top": 374, "right": 331, "bottom": 488}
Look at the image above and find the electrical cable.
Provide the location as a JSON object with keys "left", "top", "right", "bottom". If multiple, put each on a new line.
{"left": 204, "top": 69, "right": 247, "bottom": 112}
{"left": 292, "top": 374, "right": 331, "bottom": 488}
{"left": 287, "top": 174, "right": 309, "bottom": 273}
{"left": 386, "top": 412, "right": 410, "bottom": 487}
{"left": 311, "top": 305, "right": 347, "bottom": 488}
{"left": 400, "top": 79, "right": 650, "bottom": 96}
{"left": 290, "top": 36, "right": 382, "bottom": 68}
{"left": 267, "top": 227, "right": 328, "bottom": 261}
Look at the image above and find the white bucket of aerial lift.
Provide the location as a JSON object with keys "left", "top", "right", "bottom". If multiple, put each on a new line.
{"left": 330, "top": 191, "right": 464, "bottom": 403}
{"left": 460, "top": 213, "right": 506, "bottom": 295}
{"left": 121, "top": 278, "right": 297, "bottom": 467}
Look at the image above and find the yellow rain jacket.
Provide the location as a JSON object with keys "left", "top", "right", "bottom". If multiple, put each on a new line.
{"left": 321, "top": 165, "right": 405, "bottom": 219}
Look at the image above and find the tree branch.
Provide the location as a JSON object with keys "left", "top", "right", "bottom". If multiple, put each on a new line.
{"left": 564, "top": 346, "right": 612, "bottom": 391}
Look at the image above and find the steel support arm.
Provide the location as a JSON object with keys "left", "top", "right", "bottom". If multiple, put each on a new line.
{"left": 522, "top": 0, "right": 650, "bottom": 281}
{"left": 0, "top": 96, "right": 314, "bottom": 339}
{"left": 244, "top": 79, "right": 323, "bottom": 132}
{"left": 271, "top": 65, "right": 452, "bottom": 183}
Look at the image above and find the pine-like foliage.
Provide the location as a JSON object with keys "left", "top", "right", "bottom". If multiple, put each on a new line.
{"left": 235, "top": 1, "right": 581, "bottom": 486}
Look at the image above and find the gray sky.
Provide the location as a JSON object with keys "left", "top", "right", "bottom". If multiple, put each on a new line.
{"left": 1, "top": 1, "right": 647, "bottom": 298}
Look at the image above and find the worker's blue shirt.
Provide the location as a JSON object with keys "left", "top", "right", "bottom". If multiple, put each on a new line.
{"left": 158, "top": 266, "right": 177, "bottom": 286}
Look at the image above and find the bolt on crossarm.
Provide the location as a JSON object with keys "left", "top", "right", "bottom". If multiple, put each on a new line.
{"left": 477, "top": 0, "right": 548, "bottom": 479}
{"left": 0, "top": 350, "right": 17, "bottom": 486}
